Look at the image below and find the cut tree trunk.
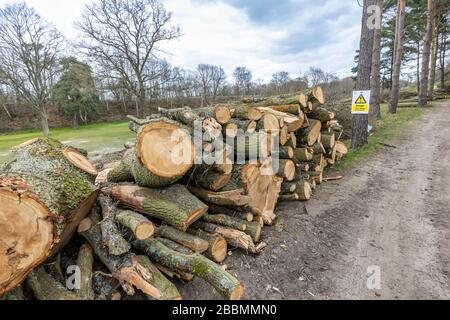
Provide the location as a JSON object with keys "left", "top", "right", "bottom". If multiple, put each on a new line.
{"left": 133, "top": 238, "right": 244, "bottom": 300}
{"left": 188, "top": 186, "right": 250, "bottom": 207}
{"left": 321, "top": 133, "right": 336, "bottom": 150}
{"left": 308, "top": 107, "right": 335, "bottom": 123}
{"left": 155, "top": 225, "right": 209, "bottom": 253}
{"left": 296, "top": 119, "right": 322, "bottom": 146}
{"left": 187, "top": 229, "right": 228, "bottom": 263}
{"left": 308, "top": 86, "right": 325, "bottom": 108}
{"left": 103, "top": 184, "right": 208, "bottom": 232}
{"left": 116, "top": 210, "right": 155, "bottom": 240}
{"left": 0, "top": 138, "right": 98, "bottom": 296}
{"left": 202, "top": 214, "right": 262, "bottom": 242}
{"left": 75, "top": 243, "right": 95, "bottom": 300}
{"left": 276, "top": 159, "right": 296, "bottom": 181}
{"left": 418, "top": 0, "right": 435, "bottom": 107}
{"left": 193, "top": 106, "right": 231, "bottom": 125}
{"left": 224, "top": 104, "right": 263, "bottom": 121}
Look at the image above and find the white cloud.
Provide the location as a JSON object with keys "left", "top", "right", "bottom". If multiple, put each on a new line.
{"left": 0, "top": 0, "right": 363, "bottom": 81}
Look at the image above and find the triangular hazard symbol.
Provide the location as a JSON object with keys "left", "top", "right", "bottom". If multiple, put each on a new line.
{"left": 355, "top": 95, "right": 367, "bottom": 104}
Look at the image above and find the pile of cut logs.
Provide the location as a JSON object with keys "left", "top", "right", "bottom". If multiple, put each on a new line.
{"left": 0, "top": 86, "right": 348, "bottom": 300}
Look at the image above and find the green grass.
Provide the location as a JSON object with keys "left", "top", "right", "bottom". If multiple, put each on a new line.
{"left": 333, "top": 103, "right": 432, "bottom": 172}
{"left": 0, "top": 120, "right": 135, "bottom": 163}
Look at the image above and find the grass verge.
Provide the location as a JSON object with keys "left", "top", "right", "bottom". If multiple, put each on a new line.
{"left": 333, "top": 103, "right": 432, "bottom": 172}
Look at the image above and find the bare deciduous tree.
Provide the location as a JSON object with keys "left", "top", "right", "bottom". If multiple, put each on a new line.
{"left": 76, "top": 0, "right": 180, "bottom": 116}
{"left": 0, "top": 2, "right": 63, "bottom": 136}
{"left": 233, "top": 66, "right": 252, "bottom": 97}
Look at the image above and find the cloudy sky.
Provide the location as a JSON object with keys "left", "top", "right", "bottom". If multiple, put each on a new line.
{"left": 0, "top": 0, "right": 363, "bottom": 81}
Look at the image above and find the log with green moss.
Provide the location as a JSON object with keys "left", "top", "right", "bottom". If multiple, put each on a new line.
{"left": 103, "top": 184, "right": 208, "bottom": 231}
{"left": 277, "top": 146, "right": 294, "bottom": 159}
{"left": 0, "top": 137, "right": 98, "bottom": 296}
{"left": 27, "top": 267, "right": 80, "bottom": 300}
{"left": 223, "top": 103, "right": 263, "bottom": 121}
{"left": 78, "top": 212, "right": 163, "bottom": 299}
{"left": 307, "top": 107, "right": 334, "bottom": 123}
{"left": 109, "top": 117, "right": 195, "bottom": 187}
{"left": 281, "top": 182, "right": 297, "bottom": 193}
{"left": 293, "top": 148, "right": 313, "bottom": 163}
{"left": 75, "top": 243, "right": 95, "bottom": 300}
{"left": 188, "top": 186, "right": 251, "bottom": 207}
{"left": 136, "top": 256, "right": 182, "bottom": 300}
{"left": 208, "top": 204, "right": 253, "bottom": 222}
{"left": 321, "top": 132, "right": 336, "bottom": 150}
{"left": 98, "top": 195, "right": 131, "bottom": 256}
{"left": 133, "top": 238, "right": 244, "bottom": 300}
{"left": 202, "top": 214, "right": 262, "bottom": 243}
{"left": 156, "top": 225, "right": 209, "bottom": 253}
{"left": 187, "top": 228, "right": 228, "bottom": 263}
{"left": 116, "top": 209, "right": 155, "bottom": 240}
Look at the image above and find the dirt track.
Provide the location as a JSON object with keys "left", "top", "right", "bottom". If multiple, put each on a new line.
{"left": 178, "top": 100, "right": 450, "bottom": 300}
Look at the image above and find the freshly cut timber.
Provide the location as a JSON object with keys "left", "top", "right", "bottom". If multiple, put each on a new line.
{"left": 133, "top": 238, "right": 245, "bottom": 300}
{"left": 267, "top": 104, "right": 302, "bottom": 116}
{"left": 293, "top": 148, "right": 314, "bottom": 162}
{"left": 224, "top": 104, "right": 263, "bottom": 121}
{"left": 135, "top": 255, "right": 182, "bottom": 300}
{"left": 27, "top": 267, "right": 79, "bottom": 300}
{"left": 78, "top": 213, "right": 163, "bottom": 299}
{"left": 116, "top": 210, "right": 155, "bottom": 240}
{"left": 207, "top": 204, "right": 253, "bottom": 222}
{"left": 202, "top": 214, "right": 262, "bottom": 242}
{"left": 155, "top": 225, "right": 209, "bottom": 253}
{"left": 187, "top": 228, "right": 228, "bottom": 263}
{"left": 191, "top": 221, "right": 264, "bottom": 254}
{"left": 188, "top": 186, "right": 251, "bottom": 207}
{"left": 109, "top": 118, "right": 194, "bottom": 187}
{"left": 321, "top": 133, "right": 336, "bottom": 150}
{"left": 255, "top": 107, "right": 304, "bottom": 132}
{"left": 75, "top": 244, "right": 95, "bottom": 300}
{"left": 308, "top": 86, "right": 325, "bottom": 108}
{"left": 227, "top": 119, "right": 257, "bottom": 134}
{"left": 0, "top": 138, "right": 98, "bottom": 295}
{"left": 281, "top": 182, "right": 297, "bottom": 193}
{"left": 296, "top": 119, "right": 322, "bottom": 146}
{"left": 193, "top": 106, "right": 232, "bottom": 125}
{"left": 308, "top": 107, "right": 335, "bottom": 123}
{"left": 278, "top": 146, "right": 294, "bottom": 159}
{"left": 335, "top": 141, "right": 349, "bottom": 161}
{"left": 98, "top": 195, "right": 131, "bottom": 256}
{"left": 103, "top": 184, "right": 208, "bottom": 231}
{"left": 255, "top": 113, "right": 280, "bottom": 132}
{"left": 63, "top": 147, "right": 98, "bottom": 176}
{"left": 276, "top": 159, "right": 296, "bottom": 181}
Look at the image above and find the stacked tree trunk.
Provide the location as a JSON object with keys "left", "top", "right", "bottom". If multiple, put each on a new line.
{"left": 0, "top": 86, "right": 348, "bottom": 301}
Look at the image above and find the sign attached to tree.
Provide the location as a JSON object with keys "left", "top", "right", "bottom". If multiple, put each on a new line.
{"left": 351, "top": 90, "right": 371, "bottom": 114}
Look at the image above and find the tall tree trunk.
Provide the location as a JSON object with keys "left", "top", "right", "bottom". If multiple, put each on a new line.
{"left": 440, "top": 30, "right": 447, "bottom": 89}
{"left": 351, "top": 0, "right": 375, "bottom": 149}
{"left": 428, "top": 5, "right": 440, "bottom": 99}
{"left": 370, "top": 0, "right": 383, "bottom": 120}
{"left": 72, "top": 113, "right": 79, "bottom": 130}
{"left": 417, "top": 41, "right": 421, "bottom": 93}
{"left": 389, "top": 0, "right": 406, "bottom": 114}
{"left": 2, "top": 103, "right": 12, "bottom": 120}
{"left": 418, "top": 0, "right": 434, "bottom": 107}
{"left": 40, "top": 110, "right": 50, "bottom": 137}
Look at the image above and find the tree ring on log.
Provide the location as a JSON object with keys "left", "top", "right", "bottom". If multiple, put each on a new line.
{"left": 0, "top": 181, "right": 54, "bottom": 295}
{"left": 63, "top": 147, "right": 98, "bottom": 176}
{"left": 137, "top": 120, "right": 194, "bottom": 179}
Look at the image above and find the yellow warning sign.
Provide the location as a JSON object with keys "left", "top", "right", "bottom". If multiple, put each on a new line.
{"left": 351, "top": 90, "right": 370, "bottom": 114}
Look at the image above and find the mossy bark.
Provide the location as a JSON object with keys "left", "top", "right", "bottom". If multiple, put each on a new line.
{"left": 202, "top": 214, "right": 262, "bottom": 242}
{"left": 156, "top": 225, "right": 209, "bottom": 253}
{"left": 133, "top": 238, "right": 244, "bottom": 300}
{"left": 116, "top": 210, "right": 154, "bottom": 240}
{"left": 75, "top": 243, "right": 95, "bottom": 300}
{"left": 187, "top": 229, "right": 228, "bottom": 263}
{"left": 0, "top": 138, "right": 98, "bottom": 295}
{"left": 107, "top": 148, "right": 181, "bottom": 187}
{"left": 27, "top": 267, "right": 79, "bottom": 300}
{"left": 104, "top": 184, "right": 208, "bottom": 231}
{"left": 98, "top": 195, "right": 131, "bottom": 256}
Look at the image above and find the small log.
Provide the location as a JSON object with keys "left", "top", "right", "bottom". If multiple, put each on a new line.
{"left": 202, "top": 214, "right": 262, "bottom": 242}
{"left": 75, "top": 243, "right": 95, "bottom": 300}
{"left": 278, "top": 146, "right": 294, "bottom": 159}
{"left": 98, "top": 195, "right": 131, "bottom": 256}
{"left": 308, "top": 86, "right": 325, "bottom": 107}
{"left": 156, "top": 225, "right": 209, "bottom": 253}
{"left": 268, "top": 104, "right": 302, "bottom": 115}
{"left": 296, "top": 162, "right": 310, "bottom": 172}
{"left": 193, "top": 106, "right": 231, "bottom": 125}
{"left": 255, "top": 113, "right": 280, "bottom": 132}
{"left": 153, "top": 262, "right": 194, "bottom": 282}
{"left": 281, "top": 182, "right": 297, "bottom": 193}
{"left": 276, "top": 159, "right": 296, "bottom": 181}
{"left": 255, "top": 107, "right": 304, "bottom": 132}
{"left": 308, "top": 107, "right": 335, "bottom": 122}
{"left": 321, "top": 133, "right": 336, "bottom": 150}
{"left": 104, "top": 184, "right": 208, "bottom": 232}
{"left": 296, "top": 180, "right": 313, "bottom": 200}
{"left": 78, "top": 213, "right": 163, "bottom": 299}
{"left": 116, "top": 209, "right": 155, "bottom": 240}
{"left": 223, "top": 104, "right": 263, "bottom": 121}
{"left": 133, "top": 238, "right": 245, "bottom": 300}
{"left": 187, "top": 229, "right": 228, "bottom": 263}
{"left": 135, "top": 256, "right": 182, "bottom": 300}
{"left": 296, "top": 119, "right": 322, "bottom": 146}
{"left": 188, "top": 186, "right": 250, "bottom": 207}
{"left": 208, "top": 204, "right": 253, "bottom": 222}
{"left": 279, "top": 125, "right": 289, "bottom": 145}
{"left": 191, "top": 221, "right": 262, "bottom": 254}
{"left": 293, "top": 148, "right": 313, "bottom": 162}
{"left": 28, "top": 267, "right": 80, "bottom": 300}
